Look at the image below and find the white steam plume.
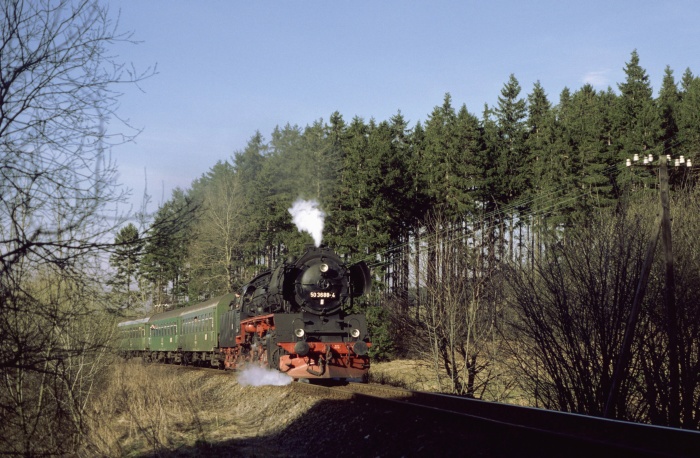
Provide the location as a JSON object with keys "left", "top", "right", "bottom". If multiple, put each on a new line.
{"left": 237, "top": 365, "right": 292, "bottom": 387}
{"left": 288, "top": 199, "right": 325, "bottom": 247}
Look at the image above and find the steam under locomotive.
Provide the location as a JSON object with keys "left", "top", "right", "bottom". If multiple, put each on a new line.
{"left": 118, "top": 245, "right": 373, "bottom": 381}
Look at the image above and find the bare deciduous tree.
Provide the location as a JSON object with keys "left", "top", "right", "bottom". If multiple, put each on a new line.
{"left": 504, "top": 207, "right": 651, "bottom": 418}
{"left": 637, "top": 187, "right": 700, "bottom": 428}
{"left": 188, "top": 162, "right": 247, "bottom": 297}
{"left": 0, "top": 0, "right": 152, "bottom": 454}
{"left": 403, "top": 212, "right": 504, "bottom": 398}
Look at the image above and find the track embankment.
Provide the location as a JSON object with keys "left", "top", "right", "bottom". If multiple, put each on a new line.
{"left": 291, "top": 381, "right": 700, "bottom": 458}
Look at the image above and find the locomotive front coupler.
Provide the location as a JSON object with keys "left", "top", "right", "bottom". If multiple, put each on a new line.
{"left": 306, "top": 353, "right": 327, "bottom": 377}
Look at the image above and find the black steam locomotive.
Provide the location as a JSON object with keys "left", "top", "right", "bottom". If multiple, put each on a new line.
{"left": 222, "top": 245, "right": 372, "bottom": 380}
{"left": 118, "top": 245, "right": 373, "bottom": 381}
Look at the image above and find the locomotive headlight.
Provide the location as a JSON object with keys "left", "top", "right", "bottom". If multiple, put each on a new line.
{"left": 319, "top": 263, "right": 329, "bottom": 273}
{"left": 350, "top": 328, "right": 361, "bottom": 338}
{"left": 294, "top": 328, "right": 305, "bottom": 338}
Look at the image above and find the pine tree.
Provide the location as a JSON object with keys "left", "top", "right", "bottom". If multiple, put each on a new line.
{"left": 676, "top": 71, "right": 700, "bottom": 169}
{"left": 422, "top": 93, "right": 479, "bottom": 219}
{"left": 453, "top": 104, "right": 483, "bottom": 216}
{"left": 492, "top": 75, "right": 529, "bottom": 257}
{"left": 680, "top": 68, "right": 694, "bottom": 92}
{"left": 614, "top": 51, "right": 662, "bottom": 192}
{"left": 479, "top": 103, "right": 500, "bottom": 214}
{"left": 263, "top": 123, "right": 307, "bottom": 258}
{"left": 233, "top": 132, "right": 269, "bottom": 270}
{"left": 326, "top": 116, "right": 370, "bottom": 258}
{"left": 525, "top": 81, "right": 554, "bottom": 204}
{"left": 494, "top": 74, "right": 529, "bottom": 206}
{"left": 569, "top": 84, "right": 616, "bottom": 216}
{"left": 657, "top": 66, "right": 684, "bottom": 187}
{"left": 658, "top": 66, "right": 680, "bottom": 153}
{"left": 525, "top": 82, "right": 565, "bottom": 230}
{"left": 407, "top": 121, "right": 428, "bottom": 226}
{"left": 141, "top": 188, "right": 197, "bottom": 307}
{"left": 108, "top": 223, "right": 143, "bottom": 310}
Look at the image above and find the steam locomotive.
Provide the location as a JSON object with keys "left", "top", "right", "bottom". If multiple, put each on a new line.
{"left": 118, "top": 246, "right": 373, "bottom": 381}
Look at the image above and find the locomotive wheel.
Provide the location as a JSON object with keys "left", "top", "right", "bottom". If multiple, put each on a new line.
{"left": 266, "top": 338, "right": 288, "bottom": 371}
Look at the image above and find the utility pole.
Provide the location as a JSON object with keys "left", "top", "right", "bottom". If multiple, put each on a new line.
{"left": 659, "top": 155, "right": 680, "bottom": 428}
{"left": 605, "top": 153, "right": 691, "bottom": 422}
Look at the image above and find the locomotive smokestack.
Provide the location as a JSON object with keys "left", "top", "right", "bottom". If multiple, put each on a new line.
{"left": 288, "top": 199, "right": 325, "bottom": 247}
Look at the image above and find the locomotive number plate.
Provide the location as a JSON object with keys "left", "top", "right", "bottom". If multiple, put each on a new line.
{"left": 310, "top": 291, "right": 336, "bottom": 299}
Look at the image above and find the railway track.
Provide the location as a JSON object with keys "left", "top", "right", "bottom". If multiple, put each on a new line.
{"left": 292, "top": 381, "right": 700, "bottom": 457}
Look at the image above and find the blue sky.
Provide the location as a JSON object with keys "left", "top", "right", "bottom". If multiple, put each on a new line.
{"left": 110, "top": 1, "right": 700, "bottom": 214}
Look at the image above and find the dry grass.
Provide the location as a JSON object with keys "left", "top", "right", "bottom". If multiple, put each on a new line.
{"left": 81, "top": 362, "right": 317, "bottom": 457}
{"left": 369, "top": 359, "right": 445, "bottom": 392}
{"left": 83, "top": 358, "right": 529, "bottom": 456}
{"left": 83, "top": 359, "right": 454, "bottom": 456}
{"left": 370, "top": 358, "right": 531, "bottom": 406}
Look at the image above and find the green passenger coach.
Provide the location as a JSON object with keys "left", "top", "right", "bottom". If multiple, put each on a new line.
{"left": 117, "top": 317, "right": 149, "bottom": 356}
{"left": 117, "top": 293, "right": 238, "bottom": 367}
{"left": 180, "top": 293, "right": 237, "bottom": 366}
{"left": 147, "top": 307, "right": 182, "bottom": 362}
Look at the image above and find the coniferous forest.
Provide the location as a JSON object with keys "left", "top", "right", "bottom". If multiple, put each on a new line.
{"left": 106, "top": 51, "right": 700, "bottom": 428}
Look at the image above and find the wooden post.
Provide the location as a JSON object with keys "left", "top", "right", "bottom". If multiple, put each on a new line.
{"left": 605, "top": 155, "right": 680, "bottom": 425}
{"left": 659, "top": 156, "right": 681, "bottom": 427}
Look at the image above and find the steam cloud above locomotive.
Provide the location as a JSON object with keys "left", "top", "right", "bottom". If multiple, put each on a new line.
{"left": 288, "top": 199, "right": 325, "bottom": 247}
